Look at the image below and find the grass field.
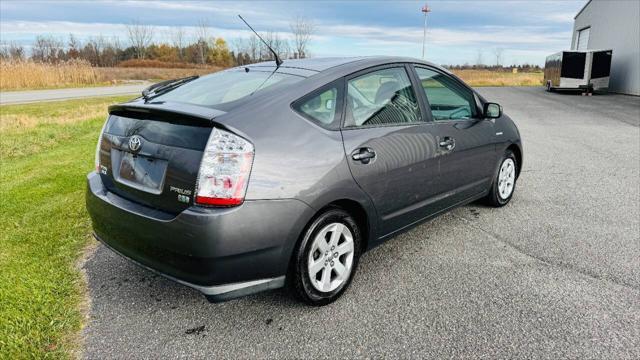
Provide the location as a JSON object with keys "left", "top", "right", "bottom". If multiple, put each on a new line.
{"left": 0, "top": 96, "right": 131, "bottom": 358}
{"left": 452, "top": 69, "right": 543, "bottom": 87}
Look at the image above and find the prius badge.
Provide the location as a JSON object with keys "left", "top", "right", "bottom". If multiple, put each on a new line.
{"left": 128, "top": 135, "right": 142, "bottom": 152}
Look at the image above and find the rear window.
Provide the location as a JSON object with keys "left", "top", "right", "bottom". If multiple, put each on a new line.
{"left": 152, "top": 69, "right": 303, "bottom": 108}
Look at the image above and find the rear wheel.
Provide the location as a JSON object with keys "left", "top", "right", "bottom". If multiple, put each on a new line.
{"left": 290, "top": 208, "right": 361, "bottom": 306}
{"left": 485, "top": 150, "right": 518, "bottom": 207}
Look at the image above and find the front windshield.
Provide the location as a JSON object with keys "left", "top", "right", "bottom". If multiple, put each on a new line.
{"left": 152, "top": 69, "right": 303, "bottom": 108}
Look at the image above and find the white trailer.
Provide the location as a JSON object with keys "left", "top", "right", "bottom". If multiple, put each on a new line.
{"left": 544, "top": 49, "right": 612, "bottom": 93}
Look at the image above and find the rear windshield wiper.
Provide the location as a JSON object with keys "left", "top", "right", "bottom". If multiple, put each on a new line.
{"left": 142, "top": 75, "right": 199, "bottom": 102}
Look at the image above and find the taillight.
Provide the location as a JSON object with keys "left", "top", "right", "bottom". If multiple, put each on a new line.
{"left": 195, "top": 128, "right": 254, "bottom": 207}
{"left": 95, "top": 118, "right": 108, "bottom": 172}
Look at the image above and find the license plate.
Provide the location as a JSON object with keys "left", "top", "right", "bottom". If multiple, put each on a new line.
{"left": 118, "top": 152, "right": 168, "bottom": 194}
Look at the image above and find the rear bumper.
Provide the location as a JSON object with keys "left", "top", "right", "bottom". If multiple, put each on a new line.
{"left": 86, "top": 172, "right": 314, "bottom": 301}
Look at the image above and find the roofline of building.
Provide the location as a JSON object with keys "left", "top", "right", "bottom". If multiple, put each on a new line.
{"left": 574, "top": 0, "right": 593, "bottom": 19}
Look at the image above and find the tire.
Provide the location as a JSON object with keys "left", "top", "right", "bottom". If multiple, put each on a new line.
{"left": 289, "top": 208, "right": 362, "bottom": 306}
{"left": 484, "top": 149, "right": 518, "bottom": 207}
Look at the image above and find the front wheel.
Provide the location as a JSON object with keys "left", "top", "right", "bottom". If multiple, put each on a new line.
{"left": 290, "top": 208, "right": 361, "bottom": 306}
{"left": 484, "top": 150, "right": 518, "bottom": 207}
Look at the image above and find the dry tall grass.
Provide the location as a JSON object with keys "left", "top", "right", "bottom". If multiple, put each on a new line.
{"left": 96, "top": 66, "right": 219, "bottom": 82}
{"left": 0, "top": 60, "right": 544, "bottom": 91}
{"left": 0, "top": 60, "right": 101, "bottom": 91}
{"left": 0, "top": 60, "right": 221, "bottom": 90}
{"left": 452, "top": 69, "right": 543, "bottom": 87}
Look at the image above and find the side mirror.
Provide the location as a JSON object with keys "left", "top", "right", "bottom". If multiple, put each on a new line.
{"left": 483, "top": 102, "right": 502, "bottom": 118}
{"left": 325, "top": 99, "right": 334, "bottom": 110}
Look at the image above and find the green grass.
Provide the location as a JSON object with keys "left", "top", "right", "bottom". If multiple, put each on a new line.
{"left": 0, "top": 96, "right": 130, "bottom": 358}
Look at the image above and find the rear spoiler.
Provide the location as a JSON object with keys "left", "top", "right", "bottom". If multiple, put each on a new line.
{"left": 108, "top": 101, "right": 226, "bottom": 127}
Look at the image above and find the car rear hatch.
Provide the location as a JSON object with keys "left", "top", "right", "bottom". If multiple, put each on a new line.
{"left": 97, "top": 101, "right": 225, "bottom": 214}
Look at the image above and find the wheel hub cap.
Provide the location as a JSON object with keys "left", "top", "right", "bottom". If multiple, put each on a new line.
{"left": 307, "top": 222, "right": 355, "bottom": 293}
{"left": 498, "top": 158, "right": 516, "bottom": 200}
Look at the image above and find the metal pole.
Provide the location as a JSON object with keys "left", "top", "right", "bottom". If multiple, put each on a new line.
{"left": 422, "top": 11, "right": 427, "bottom": 59}
{"left": 421, "top": 4, "right": 430, "bottom": 59}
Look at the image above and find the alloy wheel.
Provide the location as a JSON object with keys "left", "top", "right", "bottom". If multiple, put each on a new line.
{"left": 307, "top": 222, "right": 355, "bottom": 293}
{"left": 498, "top": 158, "right": 516, "bottom": 199}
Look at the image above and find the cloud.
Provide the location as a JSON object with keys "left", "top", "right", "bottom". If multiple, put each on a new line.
{"left": 0, "top": 0, "right": 584, "bottom": 65}
{"left": 320, "top": 24, "right": 571, "bottom": 48}
{"left": 545, "top": 12, "right": 577, "bottom": 23}
{"left": 0, "top": 20, "right": 295, "bottom": 43}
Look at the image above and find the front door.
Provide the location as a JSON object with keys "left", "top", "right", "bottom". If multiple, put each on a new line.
{"left": 413, "top": 66, "right": 497, "bottom": 204}
{"left": 341, "top": 65, "right": 440, "bottom": 237}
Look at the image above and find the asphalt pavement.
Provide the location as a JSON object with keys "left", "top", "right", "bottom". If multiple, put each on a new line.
{"left": 82, "top": 87, "right": 640, "bottom": 359}
{"left": 0, "top": 83, "right": 149, "bottom": 105}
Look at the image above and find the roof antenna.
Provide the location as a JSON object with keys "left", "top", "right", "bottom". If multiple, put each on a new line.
{"left": 238, "top": 15, "right": 283, "bottom": 68}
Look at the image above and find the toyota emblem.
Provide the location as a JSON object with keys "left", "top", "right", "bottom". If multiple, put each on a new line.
{"left": 128, "top": 135, "right": 142, "bottom": 152}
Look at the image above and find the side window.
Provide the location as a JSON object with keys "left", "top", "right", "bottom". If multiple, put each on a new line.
{"left": 293, "top": 86, "right": 339, "bottom": 128}
{"left": 345, "top": 67, "right": 421, "bottom": 127}
{"left": 415, "top": 67, "right": 477, "bottom": 121}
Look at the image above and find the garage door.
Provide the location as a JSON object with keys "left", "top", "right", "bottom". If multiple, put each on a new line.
{"left": 576, "top": 27, "right": 590, "bottom": 50}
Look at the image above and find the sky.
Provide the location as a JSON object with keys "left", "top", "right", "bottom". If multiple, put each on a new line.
{"left": 0, "top": 0, "right": 586, "bottom": 66}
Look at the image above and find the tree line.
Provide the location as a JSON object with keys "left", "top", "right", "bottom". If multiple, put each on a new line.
{"left": 444, "top": 64, "right": 543, "bottom": 72}
{"left": 0, "top": 17, "right": 315, "bottom": 68}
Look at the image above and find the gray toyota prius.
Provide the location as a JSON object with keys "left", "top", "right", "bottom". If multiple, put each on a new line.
{"left": 86, "top": 56, "right": 522, "bottom": 305}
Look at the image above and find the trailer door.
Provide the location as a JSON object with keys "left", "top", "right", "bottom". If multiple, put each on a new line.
{"left": 591, "top": 51, "right": 612, "bottom": 78}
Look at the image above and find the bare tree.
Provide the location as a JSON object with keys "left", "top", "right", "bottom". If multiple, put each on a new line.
{"left": 290, "top": 16, "right": 314, "bottom": 59}
{"left": 126, "top": 20, "right": 154, "bottom": 59}
{"left": 260, "top": 31, "right": 277, "bottom": 60}
{"left": 492, "top": 47, "right": 504, "bottom": 66}
{"left": 269, "top": 32, "right": 290, "bottom": 60}
{"left": 32, "top": 35, "right": 63, "bottom": 62}
{"left": 170, "top": 27, "right": 186, "bottom": 60}
{"left": 247, "top": 35, "right": 259, "bottom": 62}
{"left": 101, "top": 36, "right": 121, "bottom": 67}
{"left": 0, "top": 42, "right": 24, "bottom": 60}
{"left": 0, "top": 42, "right": 9, "bottom": 60}
{"left": 195, "top": 19, "right": 210, "bottom": 64}
{"left": 67, "top": 34, "right": 81, "bottom": 59}
{"left": 8, "top": 42, "right": 25, "bottom": 60}
{"left": 475, "top": 49, "right": 484, "bottom": 67}
{"left": 230, "top": 37, "right": 245, "bottom": 54}
{"left": 281, "top": 38, "right": 291, "bottom": 60}
{"left": 230, "top": 37, "right": 252, "bottom": 64}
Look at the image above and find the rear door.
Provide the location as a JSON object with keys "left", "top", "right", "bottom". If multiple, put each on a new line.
{"left": 412, "top": 66, "right": 497, "bottom": 205}
{"left": 340, "top": 64, "right": 441, "bottom": 236}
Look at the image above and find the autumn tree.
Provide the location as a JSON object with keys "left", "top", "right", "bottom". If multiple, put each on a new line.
{"left": 208, "top": 38, "right": 233, "bottom": 67}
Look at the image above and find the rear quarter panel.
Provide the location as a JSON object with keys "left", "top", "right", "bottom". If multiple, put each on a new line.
{"left": 222, "top": 95, "right": 376, "bottom": 211}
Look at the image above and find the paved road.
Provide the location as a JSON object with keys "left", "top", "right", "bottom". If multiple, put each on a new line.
{"left": 0, "top": 83, "right": 149, "bottom": 105}
{"left": 82, "top": 87, "right": 640, "bottom": 359}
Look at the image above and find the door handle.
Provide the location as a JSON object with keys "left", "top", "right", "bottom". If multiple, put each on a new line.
{"left": 351, "top": 148, "right": 376, "bottom": 164}
{"left": 439, "top": 137, "right": 456, "bottom": 151}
